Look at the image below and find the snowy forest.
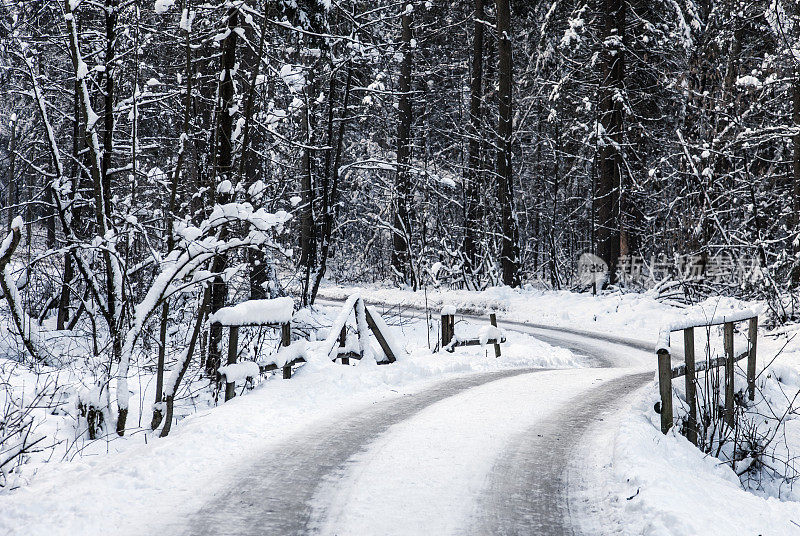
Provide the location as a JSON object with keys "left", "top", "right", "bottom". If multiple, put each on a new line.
{"left": 3, "top": 0, "right": 800, "bottom": 531}
{"left": 4, "top": 0, "right": 800, "bottom": 309}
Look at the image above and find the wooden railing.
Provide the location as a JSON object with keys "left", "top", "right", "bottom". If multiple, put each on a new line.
{"left": 440, "top": 309, "right": 505, "bottom": 356}
{"left": 656, "top": 310, "right": 758, "bottom": 445}
{"left": 214, "top": 320, "right": 295, "bottom": 400}
{"left": 215, "top": 295, "right": 402, "bottom": 401}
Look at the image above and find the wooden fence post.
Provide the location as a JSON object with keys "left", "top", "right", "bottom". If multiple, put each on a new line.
{"left": 489, "top": 313, "right": 501, "bottom": 358}
{"left": 441, "top": 314, "right": 454, "bottom": 349}
{"left": 747, "top": 316, "right": 758, "bottom": 401}
{"left": 224, "top": 326, "right": 239, "bottom": 402}
{"left": 723, "top": 321, "right": 735, "bottom": 427}
{"left": 282, "top": 322, "right": 292, "bottom": 379}
{"left": 683, "top": 327, "right": 697, "bottom": 445}
{"left": 658, "top": 348, "right": 673, "bottom": 434}
{"left": 363, "top": 305, "right": 398, "bottom": 363}
{"left": 339, "top": 325, "right": 349, "bottom": 365}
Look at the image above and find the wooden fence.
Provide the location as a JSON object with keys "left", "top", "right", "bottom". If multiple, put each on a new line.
{"left": 215, "top": 320, "right": 295, "bottom": 401}
{"left": 656, "top": 312, "right": 758, "bottom": 445}
{"left": 440, "top": 310, "right": 505, "bottom": 356}
{"left": 215, "top": 296, "right": 402, "bottom": 400}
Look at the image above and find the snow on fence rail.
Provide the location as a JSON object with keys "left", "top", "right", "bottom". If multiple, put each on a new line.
{"left": 439, "top": 307, "right": 505, "bottom": 356}
{"left": 655, "top": 311, "right": 758, "bottom": 445}
{"left": 211, "top": 298, "right": 296, "bottom": 401}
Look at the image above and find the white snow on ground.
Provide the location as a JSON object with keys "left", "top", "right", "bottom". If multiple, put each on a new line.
{"left": 309, "top": 368, "right": 632, "bottom": 536}
{"left": 319, "top": 284, "right": 759, "bottom": 345}
{"left": 323, "top": 285, "right": 800, "bottom": 534}
{"left": 4, "top": 285, "right": 800, "bottom": 535}
{"left": 573, "top": 381, "right": 800, "bottom": 535}
{"left": 0, "top": 303, "right": 582, "bottom": 536}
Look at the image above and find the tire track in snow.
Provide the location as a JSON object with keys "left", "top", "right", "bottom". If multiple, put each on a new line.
{"left": 472, "top": 371, "right": 651, "bottom": 536}
{"left": 184, "top": 368, "right": 547, "bottom": 536}
{"left": 185, "top": 301, "right": 654, "bottom": 536}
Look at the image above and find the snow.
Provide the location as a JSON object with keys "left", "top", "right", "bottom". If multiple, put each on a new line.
{"left": 318, "top": 285, "right": 756, "bottom": 345}
{"left": 0, "top": 301, "right": 583, "bottom": 535}
{"left": 154, "top": 0, "right": 175, "bottom": 14}
{"left": 440, "top": 304, "right": 456, "bottom": 316}
{"left": 477, "top": 325, "right": 504, "bottom": 346}
{"left": 218, "top": 361, "right": 260, "bottom": 383}
{"left": 3, "top": 283, "right": 799, "bottom": 535}
{"left": 279, "top": 64, "right": 306, "bottom": 93}
{"left": 656, "top": 307, "right": 757, "bottom": 352}
{"left": 179, "top": 9, "right": 195, "bottom": 31}
{"left": 216, "top": 179, "right": 233, "bottom": 195}
{"left": 310, "top": 368, "right": 630, "bottom": 535}
{"left": 261, "top": 340, "right": 308, "bottom": 368}
{"left": 574, "top": 379, "right": 800, "bottom": 535}
{"left": 208, "top": 297, "right": 294, "bottom": 326}
{"left": 736, "top": 75, "right": 762, "bottom": 89}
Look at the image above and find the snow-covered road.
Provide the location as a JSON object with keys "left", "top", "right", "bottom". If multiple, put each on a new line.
{"left": 182, "top": 313, "right": 654, "bottom": 536}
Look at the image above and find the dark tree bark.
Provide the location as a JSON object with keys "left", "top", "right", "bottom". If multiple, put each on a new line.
{"left": 240, "top": 0, "right": 271, "bottom": 300}
{"left": 495, "top": 0, "right": 520, "bottom": 287}
{"left": 392, "top": 4, "right": 416, "bottom": 289}
{"left": 6, "top": 116, "right": 15, "bottom": 233}
{"left": 464, "top": 0, "right": 484, "bottom": 277}
{"left": 311, "top": 63, "right": 353, "bottom": 305}
{"left": 792, "top": 75, "right": 800, "bottom": 287}
{"left": 207, "top": 3, "right": 238, "bottom": 378}
{"left": 153, "top": 0, "right": 195, "bottom": 430}
{"left": 596, "top": 0, "right": 624, "bottom": 286}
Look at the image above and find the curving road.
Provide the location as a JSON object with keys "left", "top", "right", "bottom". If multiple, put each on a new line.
{"left": 184, "top": 305, "right": 654, "bottom": 536}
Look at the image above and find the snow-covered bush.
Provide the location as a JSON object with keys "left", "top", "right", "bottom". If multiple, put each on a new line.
{"left": 673, "top": 340, "right": 800, "bottom": 498}
{"left": 0, "top": 366, "right": 57, "bottom": 490}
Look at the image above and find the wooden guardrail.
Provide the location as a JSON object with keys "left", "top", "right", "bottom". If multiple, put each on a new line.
{"left": 214, "top": 295, "right": 404, "bottom": 401}
{"left": 440, "top": 307, "right": 505, "bottom": 356}
{"left": 213, "top": 319, "right": 295, "bottom": 401}
{"left": 655, "top": 310, "right": 758, "bottom": 445}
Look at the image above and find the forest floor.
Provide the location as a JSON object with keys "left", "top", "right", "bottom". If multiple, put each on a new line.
{"left": 1, "top": 285, "right": 800, "bottom": 534}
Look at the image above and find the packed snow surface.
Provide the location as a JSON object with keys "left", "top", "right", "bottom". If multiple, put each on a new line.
{"left": 0, "top": 300, "right": 581, "bottom": 536}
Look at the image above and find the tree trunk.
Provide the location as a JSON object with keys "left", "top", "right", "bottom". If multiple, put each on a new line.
{"left": 464, "top": 0, "right": 485, "bottom": 276}
{"left": 792, "top": 75, "right": 800, "bottom": 287}
{"left": 153, "top": 0, "right": 195, "bottom": 430}
{"left": 299, "top": 88, "right": 316, "bottom": 306}
{"left": 160, "top": 288, "right": 210, "bottom": 438}
{"left": 392, "top": 5, "right": 416, "bottom": 289}
{"left": 207, "top": 2, "right": 239, "bottom": 378}
{"left": 495, "top": 0, "right": 520, "bottom": 287}
{"left": 6, "top": 116, "right": 15, "bottom": 233}
{"left": 240, "top": 0, "right": 271, "bottom": 301}
{"left": 596, "top": 0, "right": 624, "bottom": 286}
{"left": 311, "top": 63, "right": 353, "bottom": 304}
{"left": 463, "top": 0, "right": 485, "bottom": 279}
